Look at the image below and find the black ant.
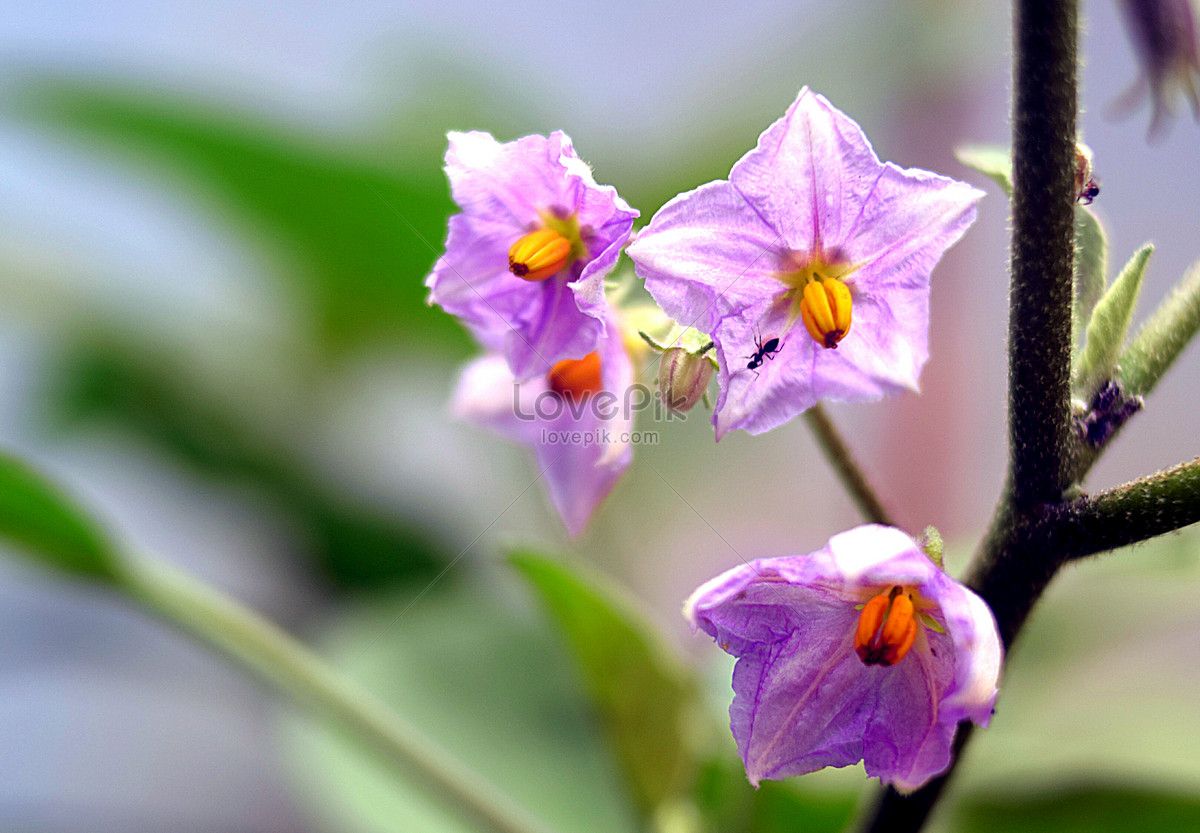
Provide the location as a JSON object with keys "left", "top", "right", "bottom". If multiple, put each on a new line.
{"left": 1078, "top": 177, "right": 1100, "bottom": 205}
{"left": 746, "top": 331, "right": 782, "bottom": 377}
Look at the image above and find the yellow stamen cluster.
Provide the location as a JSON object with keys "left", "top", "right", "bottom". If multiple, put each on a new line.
{"left": 509, "top": 229, "right": 572, "bottom": 282}
{"left": 800, "top": 278, "right": 852, "bottom": 349}
{"left": 854, "top": 586, "right": 918, "bottom": 667}
{"left": 773, "top": 250, "right": 857, "bottom": 349}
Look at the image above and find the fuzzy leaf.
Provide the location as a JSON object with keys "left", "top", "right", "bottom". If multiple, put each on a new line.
{"left": 1074, "top": 245, "right": 1153, "bottom": 398}
{"left": 510, "top": 551, "right": 702, "bottom": 818}
{"left": 1119, "top": 258, "right": 1200, "bottom": 397}
{"left": 0, "top": 451, "right": 122, "bottom": 583}
{"left": 1073, "top": 206, "right": 1109, "bottom": 349}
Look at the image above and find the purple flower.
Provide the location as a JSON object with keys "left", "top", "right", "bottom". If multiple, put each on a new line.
{"left": 452, "top": 313, "right": 634, "bottom": 537}
{"left": 626, "top": 89, "right": 982, "bottom": 439}
{"left": 685, "top": 525, "right": 1001, "bottom": 792}
{"left": 1114, "top": 0, "right": 1200, "bottom": 137}
{"left": 427, "top": 130, "right": 638, "bottom": 381}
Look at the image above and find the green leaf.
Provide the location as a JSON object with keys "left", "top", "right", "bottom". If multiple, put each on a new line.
{"left": 955, "top": 144, "right": 1012, "bottom": 196}
{"left": 1118, "top": 258, "right": 1200, "bottom": 397}
{"left": 1073, "top": 206, "right": 1109, "bottom": 349}
{"left": 0, "top": 451, "right": 122, "bottom": 583}
{"left": 279, "top": 574, "right": 639, "bottom": 833}
{"left": 956, "top": 784, "right": 1200, "bottom": 833}
{"left": 509, "top": 551, "right": 702, "bottom": 818}
{"left": 1074, "top": 244, "right": 1153, "bottom": 398}
{"left": 15, "top": 78, "right": 471, "bottom": 358}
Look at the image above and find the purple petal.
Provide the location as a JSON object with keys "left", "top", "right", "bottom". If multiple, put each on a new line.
{"left": 685, "top": 525, "right": 1001, "bottom": 791}
{"left": 729, "top": 88, "right": 888, "bottom": 254}
{"left": 429, "top": 130, "right": 637, "bottom": 380}
{"left": 452, "top": 314, "right": 634, "bottom": 536}
{"left": 627, "top": 180, "right": 787, "bottom": 334}
{"left": 629, "top": 89, "right": 981, "bottom": 437}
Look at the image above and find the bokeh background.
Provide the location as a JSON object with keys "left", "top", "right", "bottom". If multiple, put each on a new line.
{"left": 2, "top": 1, "right": 1199, "bottom": 831}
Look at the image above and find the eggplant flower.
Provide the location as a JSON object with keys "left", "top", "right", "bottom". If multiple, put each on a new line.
{"left": 1113, "top": 0, "right": 1200, "bottom": 137}
{"left": 627, "top": 88, "right": 982, "bottom": 439}
{"left": 452, "top": 314, "right": 634, "bottom": 536}
{"left": 427, "top": 130, "right": 638, "bottom": 381}
{"left": 685, "top": 525, "right": 1001, "bottom": 792}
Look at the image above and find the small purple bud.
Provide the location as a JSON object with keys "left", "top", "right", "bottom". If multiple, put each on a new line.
{"left": 1075, "top": 379, "right": 1145, "bottom": 448}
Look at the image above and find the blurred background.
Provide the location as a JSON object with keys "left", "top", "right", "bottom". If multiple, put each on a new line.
{"left": 1, "top": 1, "right": 1199, "bottom": 831}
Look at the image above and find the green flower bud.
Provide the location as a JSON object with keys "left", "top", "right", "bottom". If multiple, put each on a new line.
{"left": 658, "top": 347, "right": 714, "bottom": 413}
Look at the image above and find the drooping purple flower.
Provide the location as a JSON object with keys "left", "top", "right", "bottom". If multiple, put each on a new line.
{"left": 1113, "top": 0, "right": 1200, "bottom": 137}
{"left": 427, "top": 130, "right": 638, "bottom": 381}
{"left": 452, "top": 313, "right": 635, "bottom": 536}
{"left": 685, "top": 525, "right": 1001, "bottom": 792}
{"left": 627, "top": 89, "right": 983, "bottom": 439}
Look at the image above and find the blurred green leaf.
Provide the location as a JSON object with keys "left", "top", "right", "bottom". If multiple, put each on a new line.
{"left": 955, "top": 144, "right": 1012, "bottom": 196}
{"left": 16, "top": 77, "right": 471, "bottom": 357}
{"left": 509, "top": 551, "right": 702, "bottom": 818}
{"left": 1073, "top": 206, "right": 1109, "bottom": 349}
{"left": 955, "top": 784, "right": 1200, "bottom": 833}
{"left": 280, "top": 573, "right": 639, "bottom": 833}
{"left": 47, "top": 335, "right": 446, "bottom": 589}
{"left": 0, "top": 450, "right": 121, "bottom": 583}
{"left": 1074, "top": 244, "right": 1152, "bottom": 398}
{"left": 1119, "top": 258, "right": 1200, "bottom": 397}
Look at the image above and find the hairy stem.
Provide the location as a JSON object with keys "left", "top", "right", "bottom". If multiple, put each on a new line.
{"left": 804, "top": 404, "right": 896, "bottom": 526}
{"left": 857, "top": 0, "right": 1079, "bottom": 829}
{"left": 1007, "top": 0, "right": 1079, "bottom": 506}
{"left": 1055, "top": 457, "right": 1200, "bottom": 559}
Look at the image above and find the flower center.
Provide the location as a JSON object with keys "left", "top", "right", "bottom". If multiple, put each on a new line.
{"left": 508, "top": 211, "right": 586, "bottom": 282}
{"left": 800, "top": 278, "right": 852, "bottom": 349}
{"left": 774, "top": 250, "right": 857, "bottom": 349}
{"left": 854, "top": 586, "right": 918, "bottom": 666}
{"left": 547, "top": 352, "right": 603, "bottom": 403}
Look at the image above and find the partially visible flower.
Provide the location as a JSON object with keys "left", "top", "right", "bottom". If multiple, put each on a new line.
{"left": 452, "top": 313, "right": 634, "bottom": 536}
{"left": 627, "top": 88, "right": 982, "bottom": 439}
{"left": 685, "top": 525, "right": 1001, "bottom": 792}
{"left": 428, "top": 131, "right": 638, "bottom": 381}
{"left": 1113, "top": 0, "right": 1200, "bottom": 137}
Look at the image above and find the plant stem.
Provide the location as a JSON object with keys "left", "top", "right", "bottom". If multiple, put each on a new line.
{"left": 858, "top": 0, "right": 1079, "bottom": 829}
{"left": 1007, "top": 0, "right": 1079, "bottom": 507}
{"left": 1055, "top": 456, "right": 1200, "bottom": 559}
{"left": 118, "top": 555, "right": 556, "bottom": 833}
{"left": 803, "top": 404, "right": 896, "bottom": 526}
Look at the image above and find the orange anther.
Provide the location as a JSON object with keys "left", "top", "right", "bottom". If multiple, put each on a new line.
{"left": 854, "top": 587, "right": 918, "bottom": 666}
{"left": 800, "top": 278, "right": 852, "bottom": 349}
{"left": 509, "top": 228, "right": 572, "bottom": 282}
{"left": 547, "top": 352, "right": 603, "bottom": 402}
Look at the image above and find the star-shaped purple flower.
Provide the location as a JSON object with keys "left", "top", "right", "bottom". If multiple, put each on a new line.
{"left": 427, "top": 130, "right": 638, "bottom": 381}
{"left": 627, "top": 89, "right": 983, "bottom": 439}
{"left": 685, "top": 525, "right": 1001, "bottom": 792}
{"left": 452, "top": 313, "right": 634, "bottom": 536}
